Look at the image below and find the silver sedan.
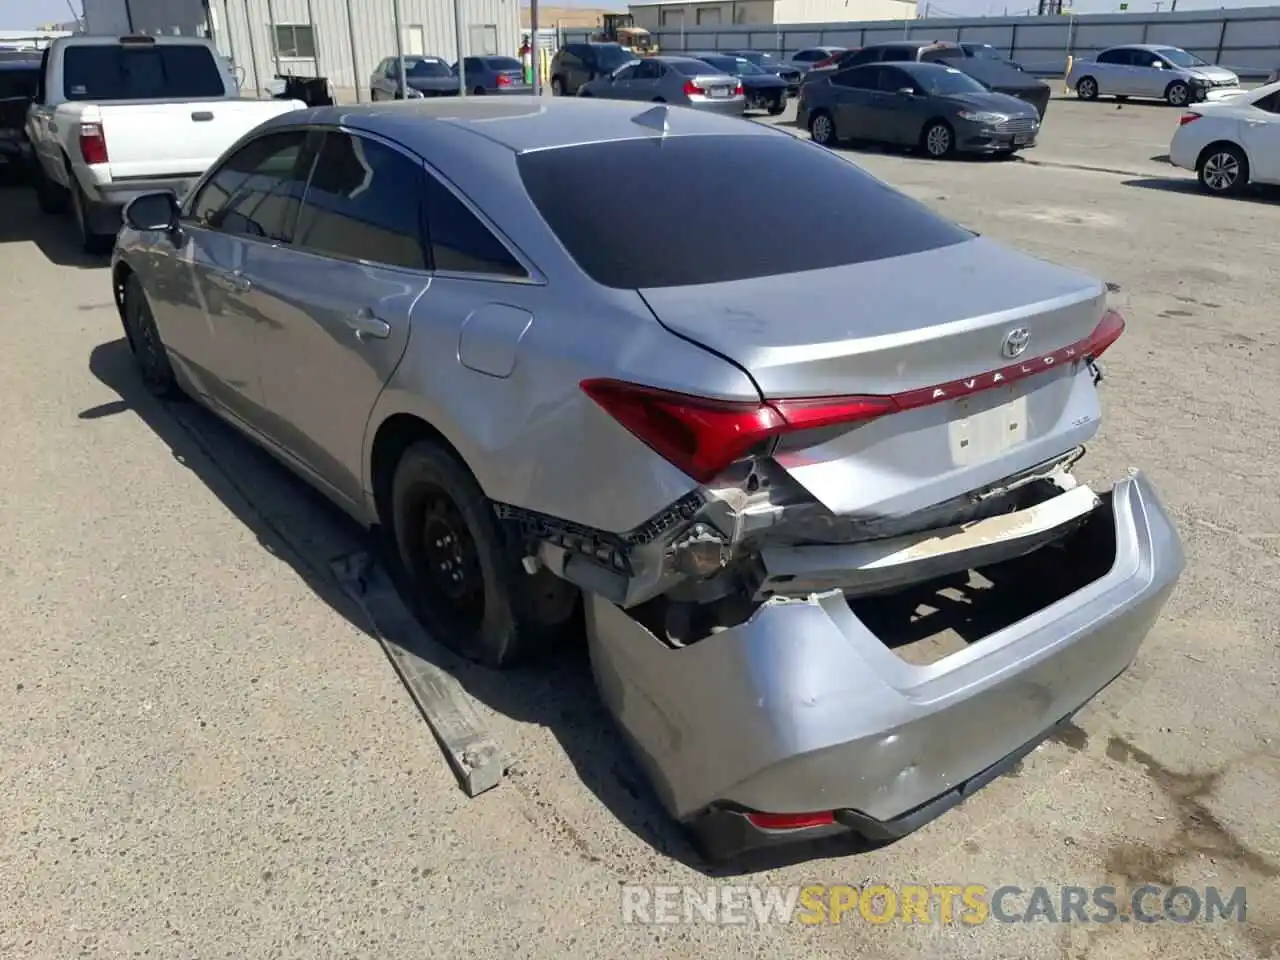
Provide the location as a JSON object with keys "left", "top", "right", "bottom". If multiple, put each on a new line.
{"left": 578, "top": 55, "right": 745, "bottom": 114}
{"left": 110, "top": 96, "right": 1181, "bottom": 864}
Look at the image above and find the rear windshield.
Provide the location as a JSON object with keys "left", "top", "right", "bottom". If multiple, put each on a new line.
{"left": 484, "top": 57, "right": 523, "bottom": 71}
{"left": 671, "top": 60, "right": 717, "bottom": 76}
{"left": 695, "top": 56, "right": 738, "bottom": 73}
{"left": 0, "top": 65, "right": 39, "bottom": 100}
{"left": 518, "top": 135, "right": 972, "bottom": 289}
{"left": 62, "top": 44, "right": 225, "bottom": 101}
{"left": 407, "top": 58, "right": 451, "bottom": 77}
{"left": 593, "top": 45, "right": 635, "bottom": 70}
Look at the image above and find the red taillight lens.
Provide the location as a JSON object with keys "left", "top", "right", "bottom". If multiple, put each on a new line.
{"left": 582, "top": 309, "right": 1125, "bottom": 484}
{"left": 79, "top": 121, "right": 108, "bottom": 165}
{"left": 733, "top": 81, "right": 745, "bottom": 96}
{"left": 1178, "top": 111, "right": 1200, "bottom": 126}
{"left": 682, "top": 79, "right": 700, "bottom": 97}
{"left": 496, "top": 73, "right": 512, "bottom": 86}
{"left": 814, "top": 56, "right": 837, "bottom": 68}
{"left": 1084, "top": 307, "right": 1126, "bottom": 359}
{"left": 745, "top": 810, "right": 836, "bottom": 830}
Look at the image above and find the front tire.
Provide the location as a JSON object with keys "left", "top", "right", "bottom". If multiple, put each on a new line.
{"left": 767, "top": 95, "right": 786, "bottom": 116}
{"left": 808, "top": 109, "right": 837, "bottom": 146}
{"left": 922, "top": 120, "right": 955, "bottom": 159}
{"left": 551, "top": 76, "right": 565, "bottom": 96}
{"left": 122, "top": 274, "right": 181, "bottom": 399}
{"left": 1197, "top": 143, "right": 1248, "bottom": 196}
{"left": 1165, "top": 80, "right": 1190, "bottom": 107}
{"left": 1075, "top": 76, "right": 1098, "bottom": 100}
{"left": 390, "top": 441, "right": 579, "bottom": 669}
{"left": 473, "top": 85, "right": 486, "bottom": 96}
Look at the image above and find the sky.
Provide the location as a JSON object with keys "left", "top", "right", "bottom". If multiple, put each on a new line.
{"left": 5, "top": 0, "right": 1280, "bottom": 30}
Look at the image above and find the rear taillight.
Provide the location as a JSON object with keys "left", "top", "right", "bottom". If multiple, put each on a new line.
{"left": 580, "top": 309, "right": 1125, "bottom": 484}
{"left": 733, "top": 81, "right": 745, "bottom": 96}
{"left": 1178, "top": 111, "right": 1200, "bottom": 125}
{"left": 814, "top": 55, "right": 837, "bottom": 68}
{"left": 682, "top": 79, "right": 700, "bottom": 97}
{"left": 79, "top": 122, "right": 108, "bottom": 165}
{"left": 496, "top": 73, "right": 512, "bottom": 86}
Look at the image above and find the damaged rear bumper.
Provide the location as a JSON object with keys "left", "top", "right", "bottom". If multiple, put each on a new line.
{"left": 584, "top": 470, "right": 1183, "bottom": 859}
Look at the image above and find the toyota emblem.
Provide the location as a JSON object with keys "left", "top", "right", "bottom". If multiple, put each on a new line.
{"left": 1002, "top": 327, "right": 1031, "bottom": 359}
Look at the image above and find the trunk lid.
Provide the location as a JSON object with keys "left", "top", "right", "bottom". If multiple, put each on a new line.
{"left": 692, "top": 74, "right": 739, "bottom": 98}
{"left": 97, "top": 98, "right": 304, "bottom": 179}
{"left": 639, "top": 237, "right": 1111, "bottom": 519}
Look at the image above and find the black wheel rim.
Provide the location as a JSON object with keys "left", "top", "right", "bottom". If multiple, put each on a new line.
{"left": 416, "top": 487, "right": 485, "bottom": 630}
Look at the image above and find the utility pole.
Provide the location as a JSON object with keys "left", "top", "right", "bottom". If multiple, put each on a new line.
{"left": 1152, "top": 1, "right": 1162, "bottom": 11}
{"left": 529, "top": 0, "right": 540, "bottom": 94}
{"left": 454, "top": 0, "right": 468, "bottom": 95}
{"left": 393, "top": 0, "right": 405, "bottom": 97}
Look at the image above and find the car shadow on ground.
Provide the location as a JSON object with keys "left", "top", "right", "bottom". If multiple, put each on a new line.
{"left": 1121, "top": 176, "right": 1280, "bottom": 204}
{"left": 0, "top": 182, "right": 109, "bottom": 269}
{"left": 82, "top": 336, "right": 1071, "bottom": 877}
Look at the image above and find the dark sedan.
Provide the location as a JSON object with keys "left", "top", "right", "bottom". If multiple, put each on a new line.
{"left": 687, "top": 53, "right": 789, "bottom": 114}
{"left": 721, "top": 49, "right": 803, "bottom": 94}
{"left": 370, "top": 55, "right": 459, "bottom": 99}
{"left": 798, "top": 61, "right": 1041, "bottom": 159}
{"left": 452, "top": 55, "right": 531, "bottom": 95}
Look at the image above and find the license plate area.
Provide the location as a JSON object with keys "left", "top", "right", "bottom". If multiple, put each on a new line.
{"left": 1014, "top": 134, "right": 1034, "bottom": 145}
{"left": 707, "top": 86, "right": 730, "bottom": 98}
{"left": 948, "top": 388, "right": 1027, "bottom": 466}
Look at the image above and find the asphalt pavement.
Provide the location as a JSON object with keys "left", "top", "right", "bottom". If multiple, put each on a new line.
{"left": 1, "top": 106, "right": 1278, "bottom": 959}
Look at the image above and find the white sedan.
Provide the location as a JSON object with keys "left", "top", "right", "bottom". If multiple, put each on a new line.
{"left": 1169, "top": 81, "right": 1280, "bottom": 195}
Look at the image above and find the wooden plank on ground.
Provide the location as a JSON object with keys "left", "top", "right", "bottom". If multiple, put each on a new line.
{"left": 331, "top": 551, "right": 508, "bottom": 797}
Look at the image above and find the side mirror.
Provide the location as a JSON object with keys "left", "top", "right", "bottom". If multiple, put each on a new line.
{"left": 897, "top": 86, "right": 917, "bottom": 96}
{"left": 124, "top": 191, "right": 180, "bottom": 233}
{"left": 1151, "top": 60, "right": 1164, "bottom": 69}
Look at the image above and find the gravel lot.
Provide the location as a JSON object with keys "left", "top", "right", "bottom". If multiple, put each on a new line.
{"left": 1, "top": 96, "right": 1278, "bottom": 959}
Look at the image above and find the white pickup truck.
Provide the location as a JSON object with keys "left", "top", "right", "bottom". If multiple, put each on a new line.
{"left": 26, "top": 34, "right": 304, "bottom": 253}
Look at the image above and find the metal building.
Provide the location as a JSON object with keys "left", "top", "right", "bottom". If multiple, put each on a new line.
{"left": 629, "top": 0, "right": 917, "bottom": 29}
{"left": 207, "top": 0, "right": 521, "bottom": 101}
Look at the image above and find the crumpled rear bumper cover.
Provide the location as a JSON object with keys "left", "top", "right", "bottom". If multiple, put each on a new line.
{"left": 585, "top": 470, "right": 1183, "bottom": 857}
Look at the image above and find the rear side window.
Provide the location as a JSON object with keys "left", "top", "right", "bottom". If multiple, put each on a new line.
{"left": 879, "top": 47, "right": 916, "bottom": 63}
{"left": 293, "top": 132, "right": 427, "bottom": 270}
{"left": 423, "top": 175, "right": 526, "bottom": 278}
{"left": 61, "top": 44, "right": 225, "bottom": 100}
{"left": 518, "top": 135, "right": 972, "bottom": 289}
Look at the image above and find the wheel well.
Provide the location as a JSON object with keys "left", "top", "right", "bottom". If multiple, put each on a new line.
{"left": 1076, "top": 74, "right": 1095, "bottom": 87}
{"left": 1195, "top": 140, "right": 1246, "bottom": 172}
{"left": 369, "top": 413, "right": 472, "bottom": 530}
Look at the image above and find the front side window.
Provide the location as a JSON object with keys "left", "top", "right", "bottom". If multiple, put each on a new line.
{"left": 1156, "top": 47, "right": 1208, "bottom": 68}
{"left": 62, "top": 43, "right": 225, "bottom": 101}
{"left": 292, "top": 132, "right": 427, "bottom": 270}
{"left": 188, "top": 130, "right": 310, "bottom": 241}
{"left": 1097, "top": 48, "right": 1133, "bottom": 66}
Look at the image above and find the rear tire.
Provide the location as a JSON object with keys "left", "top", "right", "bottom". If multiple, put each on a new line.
{"left": 767, "top": 96, "right": 786, "bottom": 116}
{"left": 473, "top": 85, "right": 486, "bottom": 95}
{"left": 69, "top": 176, "right": 113, "bottom": 255}
{"left": 1075, "top": 76, "right": 1098, "bottom": 100}
{"left": 32, "top": 162, "right": 68, "bottom": 214}
{"left": 1196, "top": 143, "right": 1248, "bottom": 196}
{"left": 808, "top": 109, "right": 837, "bottom": 146}
{"left": 390, "top": 441, "right": 580, "bottom": 669}
{"left": 1165, "top": 80, "right": 1190, "bottom": 107}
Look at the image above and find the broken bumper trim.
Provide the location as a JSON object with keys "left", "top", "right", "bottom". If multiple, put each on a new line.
{"left": 585, "top": 470, "right": 1184, "bottom": 847}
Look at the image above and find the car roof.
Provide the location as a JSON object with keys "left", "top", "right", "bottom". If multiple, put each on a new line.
{"left": 893, "top": 61, "right": 971, "bottom": 75}
{"left": 272, "top": 96, "right": 781, "bottom": 156}
{"left": 652, "top": 55, "right": 713, "bottom": 65}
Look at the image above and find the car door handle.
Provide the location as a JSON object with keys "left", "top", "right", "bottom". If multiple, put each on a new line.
{"left": 209, "top": 270, "right": 250, "bottom": 293}
{"left": 345, "top": 308, "right": 390, "bottom": 341}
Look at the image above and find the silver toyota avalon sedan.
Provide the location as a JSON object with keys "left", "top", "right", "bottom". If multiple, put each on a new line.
{"left": 110, "top": 96, "right": 1183, "bottom": 861}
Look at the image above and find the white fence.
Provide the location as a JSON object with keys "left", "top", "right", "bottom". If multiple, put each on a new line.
{"left": 561, "top": 5, "right": 1280, "bottom": 79}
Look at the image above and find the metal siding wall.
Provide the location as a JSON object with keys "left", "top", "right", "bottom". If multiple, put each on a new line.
{"left": 213, "top": 0, "right": 517, "bottom": 101}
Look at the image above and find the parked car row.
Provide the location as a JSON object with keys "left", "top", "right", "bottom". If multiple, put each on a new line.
{"left": 370, "top": 54, "right": 529, "bottom": 99}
